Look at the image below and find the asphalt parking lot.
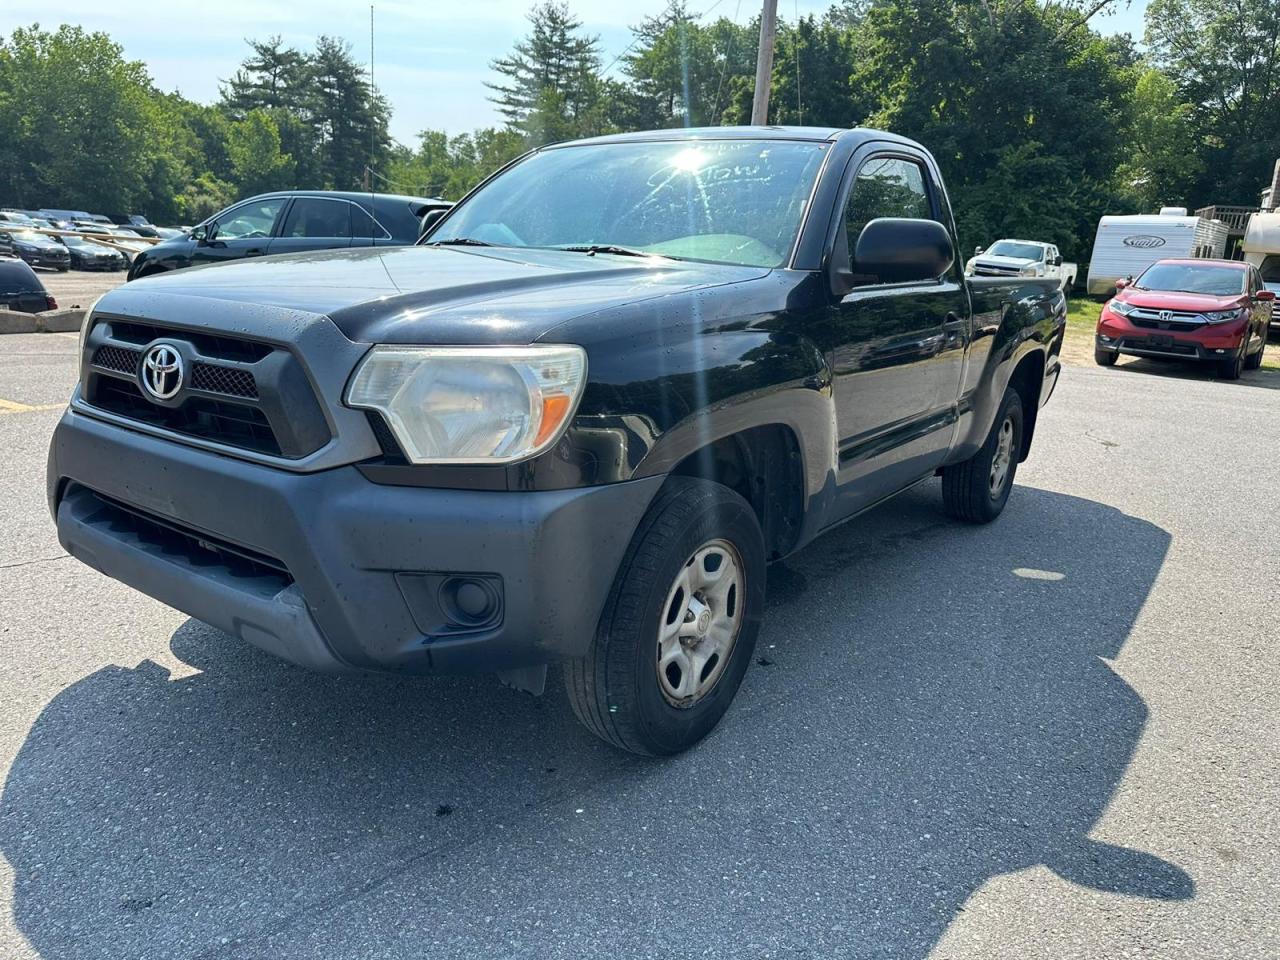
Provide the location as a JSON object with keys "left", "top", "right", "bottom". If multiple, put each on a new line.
{"left": 39, "top": 269, "right": 126, "bottom": 310}
{"left": 0, "top": 337, "right": 1277, "bottom": 959}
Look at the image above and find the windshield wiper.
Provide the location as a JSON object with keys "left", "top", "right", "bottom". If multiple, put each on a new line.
{"left": 426, "top": 237, "right": 496, "bottom": 247}
{"left": 556, "top": 244, "right": 664, "bottom": 259}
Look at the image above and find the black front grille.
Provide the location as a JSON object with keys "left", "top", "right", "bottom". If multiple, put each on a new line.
{"left": 94, "top": 345, "right": 140, "bottom": 375}
{"left": 1130, "top": 317, "right": 1202, "bottom": 333}
{"left": 75, "top": 484, "right": 292, "bottom": 588}
{"left": 190, "top": 362, "right": 258, "bottom": 399}
{"left": 92, "top": 377, "right": 282, "bottom": 455}
{"left": 82, "top": 317, "right": 330, "bottom": 459}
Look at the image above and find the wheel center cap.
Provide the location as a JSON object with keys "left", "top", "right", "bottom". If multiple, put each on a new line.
{"left": 697, "top": 609, "right": 712, "bottom": 635}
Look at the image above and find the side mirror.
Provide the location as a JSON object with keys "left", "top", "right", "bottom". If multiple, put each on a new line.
{"left": 419, "top": 207, "right": 448, "bottom": 239}
{"left": 1257, "top": 289, "right": 1276, "bottom": 302}
{"left": 1115, "top": 278, "right": 1129, "bottom": 291}
{"left": 974, "top": 246, "right": 984, "bottom": 257}
{"left": 192, "top": 224, "right": 210, "bottom": 244}
{"left": 1052, "top": 255, "right": 1063, "bottom": 266}
{"left": 835, "top": 218, "right": 954, "bottom": 292}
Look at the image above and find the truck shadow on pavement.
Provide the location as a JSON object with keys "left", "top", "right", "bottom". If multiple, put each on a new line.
{"left": 0, "top": 481, "right": 1192, "bottom": 959}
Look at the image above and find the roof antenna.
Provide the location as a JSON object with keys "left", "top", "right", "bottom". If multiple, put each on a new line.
{"left": 368, "top": 5, "right": 376, "bottom": 224}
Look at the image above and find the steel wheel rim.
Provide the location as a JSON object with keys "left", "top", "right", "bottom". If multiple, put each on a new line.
{"left": 989, "top": 416, "right": 1014, "bottom": 497}
{"left": 656, "top": 538, "right": 744, "bottom": 708}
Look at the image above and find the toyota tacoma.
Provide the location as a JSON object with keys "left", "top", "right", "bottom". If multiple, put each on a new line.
{"left": 49, "top": 127, "right": 1065, "bottom": 755}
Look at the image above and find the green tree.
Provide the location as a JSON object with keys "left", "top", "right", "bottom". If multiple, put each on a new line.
{"left": 1145, "top": 0, "right": 1280, "bottom": 204}
{"left": 309, "top": 35, "right": 391, "bottom": 189}
{"left": 227, "top": 108, "right": 292, "bottom": 195}
{"left": 623, "top": 6, "right": 756, "bottom": 127}
{"left": 0, "top": 25, "right": 157, "bottom": 211}
{"left": 487, "top": 2, "right": 610, "bottom": 144}
{"left": 1114, "top": 67, "right": 1202, "bottom": 211}
{"left": 221, "top": 36, "right": 310, "bottom": 114}
{"left": 854, "top": 0, "right": 1133, "bottom": 261}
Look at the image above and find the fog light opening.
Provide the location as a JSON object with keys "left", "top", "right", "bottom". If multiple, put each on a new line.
{"left": 438, "top": 576, "right": 501, "bottom": 628}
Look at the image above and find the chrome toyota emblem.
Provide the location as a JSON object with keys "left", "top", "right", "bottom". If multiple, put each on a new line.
{"left": 140, "top": 343, "right": 184, "bottom": 401}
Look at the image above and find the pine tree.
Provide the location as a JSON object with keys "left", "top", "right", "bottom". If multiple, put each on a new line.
{"left": 486, "top": 2, "right": 607, "bottom": 145}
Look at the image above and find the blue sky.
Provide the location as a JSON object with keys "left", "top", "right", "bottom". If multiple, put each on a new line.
{"left": 1, "top": 0, "right": 1149, "bottom": 144}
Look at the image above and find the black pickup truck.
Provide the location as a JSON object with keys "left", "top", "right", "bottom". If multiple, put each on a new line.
{"left": 48, "top": 127, "right": 1064, "bottom": 755}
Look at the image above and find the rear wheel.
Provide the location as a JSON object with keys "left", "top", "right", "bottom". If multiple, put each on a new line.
{"left": 1094, "top": 347, "right": 1118, "bottom": 366}
{"left": 941, "top": 388, "right": 1024, "bottom": 524}
{"left": 564, "top": 477, "right": 765, "bottom": 756}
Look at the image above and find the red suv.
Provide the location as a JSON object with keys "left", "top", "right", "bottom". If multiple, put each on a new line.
{"left": 1095, "top": 259, "right": 1275, "bottom": 379}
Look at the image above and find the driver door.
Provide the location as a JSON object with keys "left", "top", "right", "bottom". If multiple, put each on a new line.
{"left": 193, "top": 197, "right": 287, "bottom": 266}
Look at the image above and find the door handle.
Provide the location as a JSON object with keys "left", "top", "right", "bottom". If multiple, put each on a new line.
{"left": 244, "top": 248, "right": 265, "bottom": 257}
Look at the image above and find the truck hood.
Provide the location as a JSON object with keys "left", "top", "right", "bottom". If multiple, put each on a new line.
{"left": 1114, "top": 288, "right": 1248, "bottom": 313}
{"left": 974, "top": 254, "right": 1035, "bottom": 269}
{"left": 108, "top": 245, "right": 771, "bottom": 344}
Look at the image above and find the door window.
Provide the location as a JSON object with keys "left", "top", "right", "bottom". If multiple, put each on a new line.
{"left": 843, "top": 156, "right": 933, "bottom": 261}
{"left": 350, "top": 203, "right": 391, "bottom": 240}
{"left": 282, "top": 198, "right": 354, "bottom": 239}
{"left": 211, "top": 198, "right": 285, "bottom": 241}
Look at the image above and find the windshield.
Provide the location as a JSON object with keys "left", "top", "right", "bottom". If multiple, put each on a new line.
{"left": 986, "top": 241, "right": 1043, "bottom": 260}
{"left": 9, "top": 230, "right": 42, "bottom": 243}
{"left": 1135, "top": 262, "right": 1246, "bottom": 296}
{"left": 429, "top": 139, "right": 829, "bottom": 268}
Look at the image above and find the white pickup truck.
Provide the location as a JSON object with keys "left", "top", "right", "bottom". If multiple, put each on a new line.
{"left": 966, "top": 239, "right": 1078, "bottom": 294}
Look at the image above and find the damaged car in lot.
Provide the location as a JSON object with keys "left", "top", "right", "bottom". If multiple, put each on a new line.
{"left": 49, "top": 127, "right": 1065, "bottom": 755}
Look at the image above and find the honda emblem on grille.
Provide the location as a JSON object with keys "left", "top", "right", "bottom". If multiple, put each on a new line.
{"left": 1158, "top": 310, "right": 1172, "bottom": 324}
{"left": 140, "top": 343, "right": 184, "bottom": 401}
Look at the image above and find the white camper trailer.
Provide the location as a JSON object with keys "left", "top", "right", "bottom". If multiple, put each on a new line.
{"left": 1242, "top": 212, "right": 1280, "bottom": 324}
{"left": 1086, "top": 212, "right": 1229, "bottom": 295}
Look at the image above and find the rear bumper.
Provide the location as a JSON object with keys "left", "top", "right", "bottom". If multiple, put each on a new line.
{"left": 48, "top": 409, "right": 662, "bottom": 674}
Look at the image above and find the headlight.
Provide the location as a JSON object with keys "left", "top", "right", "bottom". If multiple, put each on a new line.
{"left": 1108, "top": 300, "right": 1137, "bottom": 317}
{"left": 1019, "top": 264, "right": 1037, "bottom": 276}
{"left": 346, "top": 344, "right": 587, "bottom": 464}
{"left": 1203, "top": 308, "right": 1247, "bottom": 323}
{"left": 77, "top": 293, "right": 111, "bottom": 363}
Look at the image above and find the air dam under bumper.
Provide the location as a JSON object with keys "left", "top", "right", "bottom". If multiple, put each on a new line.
{"left": 48, "top": 409, "right": 663, "bottom": 674}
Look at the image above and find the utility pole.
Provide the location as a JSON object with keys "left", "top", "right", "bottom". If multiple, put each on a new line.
{"left": 751, "top": 0, "right": 779, "bottom": 125}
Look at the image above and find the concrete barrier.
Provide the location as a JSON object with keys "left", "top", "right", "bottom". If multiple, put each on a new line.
{"left": 0, "top": 307, "right": 86, "bottom": 335}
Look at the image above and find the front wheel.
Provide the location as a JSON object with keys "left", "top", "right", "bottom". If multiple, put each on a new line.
{"left": 941, "top": 388, "right": 1024, "bottom": 523}
{"left": 564, "top": 477, "right": 765, "bottom": 756}
{"left": 1095, "top": 347, "right": 1117, "bottom": 366}
{"left": 1244, "top": 333, "right": 1264, "bottom": 370}
{"left": 1218, "top": 344, "right": 1244, "bottom": 380}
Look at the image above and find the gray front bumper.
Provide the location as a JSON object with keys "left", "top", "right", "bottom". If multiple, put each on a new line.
{"left": 49, "top": 409, "right": 662, "bottom": 674}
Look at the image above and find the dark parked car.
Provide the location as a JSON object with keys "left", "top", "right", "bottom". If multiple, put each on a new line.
{"left": 126, "top": 190, "right": 451, "bottom": 280}
{"left": 0, "top": 228, "right": 70, "bottom": 271}
{"left": 0, "top": 256, "right": 57, "bottom": 313}
{"left": 50, "top": 127, "right": 1064, "bottom": 755}
{"left": 56, "top": 234, "right": 128, "bottom": 271}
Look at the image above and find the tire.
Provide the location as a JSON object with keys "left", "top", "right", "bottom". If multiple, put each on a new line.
{"left": 1218, "top": 344, "right": 1244, "bottom": 380}
{"left": 565, "top": 477, "right": 766, "bottom": 756}
{"left": 941, "top": 388, "right": 1024, "bottom": 524}
{"left": 1094, "top": 347, "right": 1117, "bottom": 367}
{"left": 1245, "top": 333, "right": 1264, "bottom": 370}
